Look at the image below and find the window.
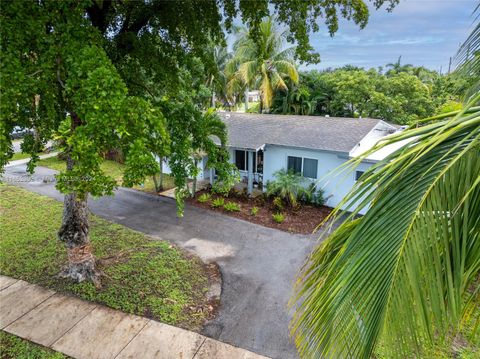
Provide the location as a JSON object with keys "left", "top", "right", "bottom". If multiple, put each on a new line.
{"left": 303, "top": 158, "right": 318, "bottom": 179}
{"left": 287, "top": 156, "right": 302, "bottom": 174}
{"left": 355, "top": 171, "right": 365, "bottom": 181}
{"left": 287, "top": 156, "right": 318, "bottom": 179}
{"left": 235, "top": 150, "right": 246, "bottom": 171}
{"left": 235, "top": 150, "right": 257, "bottom": 172}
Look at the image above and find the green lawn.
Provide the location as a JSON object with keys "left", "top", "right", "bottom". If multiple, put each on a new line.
{"left": 10, "top": 152, "right": 32, "bottom": 161}
{"left": 37, "top": 156, "right": 175, "bottom": 193}
{"left": 0, "top": 184, "right": 210, "bottom": 330}
{"left": 0, "top": 331, "right": 67, "bottom": 359}
{"left": 10, "top": 151, "right": 49, "bottom": 161}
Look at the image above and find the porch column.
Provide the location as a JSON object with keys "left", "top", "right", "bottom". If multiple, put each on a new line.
{"left": 210, "top": 168, "right": 214, "bottom": 185}
{"left": 247, "top": 150, "right": 253, "bottom": 194}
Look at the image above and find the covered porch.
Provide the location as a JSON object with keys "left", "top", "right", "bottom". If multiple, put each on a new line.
{"left": 233, "top": 147, "right": 264, "bottom": 195}
{"left": 209, "top": 146, "right": 264, "bottom": 195}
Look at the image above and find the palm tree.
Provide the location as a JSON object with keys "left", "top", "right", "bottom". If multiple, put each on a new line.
{"left": 385, "top": 55, "right": 413, "bottom": 75}
{"left": 266, "top": 169, "right": 309, "bottom": 207}
{"left": 191, "top": 108, "right": 227, "bottom": 196}
{"left": 291, "top": 20, "right": 480, "bottom": 359}
{"left": 281, "top": 85, "right": 316, "bottom": 115}
{"left": 227, "top": 17, "right": 299, "bottom": 112}
{"left": 205, "top": 45, "right": 232, "bottom": 108}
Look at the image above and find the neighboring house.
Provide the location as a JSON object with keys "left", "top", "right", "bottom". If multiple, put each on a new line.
{"left": 161, "top": 112, "right": 404, "bottom": 214}
{"left": 247, "top": 90, "right": 260, "bottom": 103}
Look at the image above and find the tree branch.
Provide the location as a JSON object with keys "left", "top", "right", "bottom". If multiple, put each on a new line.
{"left": 86, "top": 0, "right": 113, "bottom": 33}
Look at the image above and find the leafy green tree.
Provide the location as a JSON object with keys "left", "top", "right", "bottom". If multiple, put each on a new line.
{"left": 324, "top": 69, "right": 378, "bottom": 117}
{"left": 371, "top": 72, "right": 435, "bottom": 123}
{"left": 190, "top": 108, "right": 235, "bottom": 198}
{"left": 227, "top": 17, "right": 299, "bottom": 112}
{"left": 0, "top": 0, "right": 399, "bottom": 283}
{"left": 272, "top": 68, "right": 447, "bottom": 124}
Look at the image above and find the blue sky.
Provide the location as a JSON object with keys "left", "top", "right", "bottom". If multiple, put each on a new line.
{"left": 303, "top": 0, "right": 477, "bottom": 72}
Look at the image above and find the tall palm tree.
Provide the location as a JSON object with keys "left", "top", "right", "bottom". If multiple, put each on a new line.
{"left": 227, "top": 17, "right": 299, "bottom": 112}
{"left": 291, "top": 19, "right": 480, "bottom": 359}
{"left": 386, "top": 55, "right": 413, "bottom": 75}
{"left": 205, "top": 45, "right": 232, "bottom": 108}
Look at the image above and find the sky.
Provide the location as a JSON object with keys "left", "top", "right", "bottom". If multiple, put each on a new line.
{"left": 301, "top": 0, "right": 478, "bottom": 72}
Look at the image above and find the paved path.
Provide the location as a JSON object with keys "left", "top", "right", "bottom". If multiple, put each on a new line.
{"left": 3, "top": 164, "right": 324, "bottom": 359}
{"left": 0, "top": 275, "right": 268, "bottom": 359}
{"left": 159, "top": 179, "right": 209, "bottom": 199}
{"left": 5, "top": 151, "right": 58, "bottom": 168}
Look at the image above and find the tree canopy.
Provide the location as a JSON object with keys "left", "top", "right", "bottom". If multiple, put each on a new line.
{"left": 270, "top": 66, "right": 466, "bottom": 124}
{"left": 1, "top": 0, "right": 399, "bottom": 282}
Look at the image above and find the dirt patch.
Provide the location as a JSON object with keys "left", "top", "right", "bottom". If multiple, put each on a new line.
{"left": 180, "top": 261, "right": 222, "bottom": 329}
{"left": 187, "top": 189, "right": 332, "bottom": 235}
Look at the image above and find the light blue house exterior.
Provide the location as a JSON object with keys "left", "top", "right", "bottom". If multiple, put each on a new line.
{"left": 163, "top": 112, "right": 401, "bottom": 214}
{"left": 218, "top": 113, "right": 400, "bottom": 215}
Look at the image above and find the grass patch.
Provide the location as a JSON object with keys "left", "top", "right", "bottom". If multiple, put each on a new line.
{"left": 10, "top": 152, "right": 32, "bottom": 161}
{"left": 0, "top": 184, "right": 211, "bottom": 330}
{"left": 10, "top": 151, "right": 49, "bottom": 161}
{"left": 37, "top": 156, "right": 175, "bottom": 193}
{"left": 0, "top": 331, "right": 67, "bottom": 359}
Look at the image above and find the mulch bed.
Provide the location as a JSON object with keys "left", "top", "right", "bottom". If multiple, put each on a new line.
{"left": 187, "top": 189, "right": 332, "bottom": 235}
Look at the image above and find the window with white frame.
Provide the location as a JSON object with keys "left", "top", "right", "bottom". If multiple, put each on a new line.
{"left": 287, "top": 156, "right": 318, "bottom": 179}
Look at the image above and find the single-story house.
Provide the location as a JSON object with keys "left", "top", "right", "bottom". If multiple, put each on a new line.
{"left": 163, "top": 112, "right": 405, "bottom": 214}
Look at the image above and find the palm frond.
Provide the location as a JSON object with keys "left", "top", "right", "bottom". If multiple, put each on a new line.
{"left": 260, "top": 63, "right": 274, "bottom": 109}
{"left": 238, "top": 60, "right": 259, "bottom": 85}
{"left": 291, "top": 96, "right": 480, "bottom": 358}
{"left": 274, "top": 59, "right": 299, "bottom": 84}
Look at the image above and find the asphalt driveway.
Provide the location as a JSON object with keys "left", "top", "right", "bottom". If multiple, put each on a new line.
{"left": 3, "top": 164, "right": 322, "bottom": 359}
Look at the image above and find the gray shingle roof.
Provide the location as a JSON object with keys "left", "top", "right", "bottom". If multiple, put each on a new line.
{"left": 218, "top": 112, "right": 384, "bottom": 153}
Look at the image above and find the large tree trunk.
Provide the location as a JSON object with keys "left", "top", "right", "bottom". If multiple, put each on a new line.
{"left": 58, "top": 191, "right": 98, "bottom": 284}
{"left": 244, "top": 87, "right": 249, "bottom": 112}
{"left": 57, "top": 118, "right": 98, "bottom": 284}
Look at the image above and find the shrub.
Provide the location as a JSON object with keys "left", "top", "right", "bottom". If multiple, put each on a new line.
{"left": 272, "top": 196, "right": 284, "bottom": 211}
{"left": 311, "top": 187, "right": 326, "bottom": 206}
{"left": 300, "top": 183, "right": 326, "bottom": 207}
{"left": 211, "top": 197, "right": 225, "bottom": 208}
{"left": 251, "top": 206, "right": 259, "bottom": 216}
{"left": 198, "top": 193, "right": 211, "bottom": 203}
{"left": 272, "top": 212, "right": 285, "bottom": 223}
{"left": 246, "top": 102, "right": 260, "bottom": 113}
{"left": 266, "top": 169, "right": 308, "bottom": 207}
{"left": 223, "top": 202, "right": 241, "bottom": 212}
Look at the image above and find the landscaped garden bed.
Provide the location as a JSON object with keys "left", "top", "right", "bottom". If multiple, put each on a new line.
{"left": 0, "top": 184, "right": 218, "bottom": 332}
{"left": 188, "top": 188, "right": 331, "bottom": 235}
